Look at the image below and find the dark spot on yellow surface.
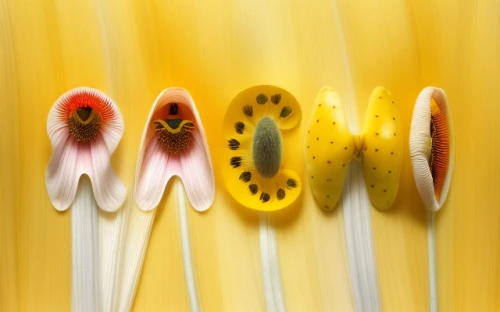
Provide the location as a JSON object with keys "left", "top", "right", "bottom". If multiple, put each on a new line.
{"left": 243, "top": 105, "right": 253, "bottom": 117}
{"left": 271, "top": 94, "right": 281, "bottom": 104}
{"left": 260, "top": 192, "right": 270, "bottom": 203}
{"left": 239, "top": 171, "right": 252, "bottom": 183}
{"left": 228, "top": 139, "right": 240, "bottom": 150}
{"left": 280, "top": 106, "right": 292, "bottom": 118}
{"left": 230, "top": 157, "right": 242, "bottom": 168}
{"left": 249, "top": 184, "right": 258, "bottom": 195}
{"left": 287, "top": 179, "right": 297, "bottom": 188}
{"left": 256, "top": 94, "right": 267, "bottom": 104}
{"left": 234, "top": 122, "right": 244, "bottom": 134}
{"left": 277, "top": 188, "right": 285, "bottom": 200}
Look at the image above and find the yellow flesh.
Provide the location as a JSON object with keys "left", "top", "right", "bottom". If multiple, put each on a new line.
{"left": 361, "top": 87, "right": 403, "bottom": 210}
{"left": 306, "top": 86, "right": 403, "bottom": 211}
{"left": 221, "top": 85, "right": 302, "bottom": 211}
{"left": 306, "top": 87, "right": 355, "bottom": 210}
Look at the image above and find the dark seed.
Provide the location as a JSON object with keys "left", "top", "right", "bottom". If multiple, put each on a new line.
{"left": 239, "top": 171, "right": 252, "bottom": 183}
{"left": 260, "top": 192, "right": 270, "bottom": 203}
{"left": 230, "top": 157, "right": 242, "bottom": 168}
{"left": 384, "top": 189, "right": 387, "bottom": 192}
{"left": 375, "top": 149, "right": 379, "bottom": 152}
{"left": 280, "top": 106, "right": 292, "bottom": 118}
{"left": 286, "top": 179, "right": 297, "bottom": 188}
{"left": 243, "top": 105, "right": 253, "bottom": 117}
{"left": 271, "top": 94, "right": 281, "bottom": 104}
{"left": 256, "top": 94, "right": 268, "bottom": 104}
{"left": 249, "top": 184, "right": 258, "bottom": 195}
{"left": 371, "top": 185, "right": 375, "bottom": 188}
{"left": 228, "top": 139, "right": 240, "bottom": 150}
{"left": 388, "top": 170, "right": 392, "bottom": 173}
{"left": 277, "top": 189, "right": 285, "bottom": 200}
{"left": 234, "top": 122, "right": 245, "bottom": 134}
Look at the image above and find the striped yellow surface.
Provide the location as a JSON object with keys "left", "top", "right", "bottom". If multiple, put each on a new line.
{"left": 1, "top": 0, "right": 499, "bottom": 311}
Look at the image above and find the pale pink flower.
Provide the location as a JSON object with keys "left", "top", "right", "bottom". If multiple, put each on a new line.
{"left": 135, "top": 88, "right": 215, "bottom": 211}
{"left": 46, "top": 87, "right": 126, "bottom": 211}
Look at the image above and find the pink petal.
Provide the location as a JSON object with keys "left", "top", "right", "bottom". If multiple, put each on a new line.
{"left": 135, "top": 138, "right": 178, "bottom": 211}
{"left": 45, "top": 133, "right": 85, "bottom": 211}
{"left": 134, "top": 88, "right": 214, "bottom": 211}
{"left": 179, "top": 131, "right": 215, "bottom": 211}
{"left": 87, "top": 135, "right": 126, "bottom": 212}
{"left": 46, "top": 87, "right": 125, "bottom": 211}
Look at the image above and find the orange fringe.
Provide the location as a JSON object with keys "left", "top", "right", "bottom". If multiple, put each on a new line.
{"left": 430, "top": 99, "right": 450, "bottom": 201}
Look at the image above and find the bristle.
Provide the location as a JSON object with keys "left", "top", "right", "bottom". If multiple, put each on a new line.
{"left": 156, "top": 122, "right": 194, "bottom": 155}
{"left": 61, "top": 89, "right": 116, "bottom": 122}
{"left": 430, "top": 99, "right": 450, "bottom": 201}
{"left": 68, "top": 109, "right": 102, "bottom": 142}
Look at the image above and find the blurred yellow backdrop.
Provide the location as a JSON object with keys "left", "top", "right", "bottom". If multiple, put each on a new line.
{"left": 1, "top": 0, "right": 499, "bottom": 311}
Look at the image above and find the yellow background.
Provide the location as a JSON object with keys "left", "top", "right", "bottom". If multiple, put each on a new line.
{"left": 1, "top": 0, "right": 499, "bottom": 311}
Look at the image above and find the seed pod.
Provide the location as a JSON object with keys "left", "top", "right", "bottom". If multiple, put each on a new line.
{"left": 361, "top": 87, "right": 403, "bottom": 211}
{"left": 410, "top": 87, "right": 454, "bottom": 211}
{"left": 305, "top": 87, "right": 355, "bottom": 210}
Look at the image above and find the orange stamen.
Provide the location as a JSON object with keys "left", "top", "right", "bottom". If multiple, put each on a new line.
{"left": 430, "top": 98, "right": 450, "bottom": 201}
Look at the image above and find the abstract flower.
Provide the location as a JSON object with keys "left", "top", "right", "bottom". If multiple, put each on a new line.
{"left": 45, "top": 87, "right": 126, "bottom": 211}
{"left": 306, "top": 86, "right": 402, "bottom": 211}
{"left": 221, "top": 85, "right": 302, "bottom": 211}
{"left": 410, "top": 87, "right": 454, "bottom": 211}
{"left": 135, "top": 88, "right": 215, "bottom": 211}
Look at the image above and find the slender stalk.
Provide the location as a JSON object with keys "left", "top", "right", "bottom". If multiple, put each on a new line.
{"left": 72, "top": 176, "right": 99, "bottom": 312}
{"left": 343, "top": 163, "right": 380, "bottom": 312}
{"left": 428, "top": 211, "right": 437, "bottom": 312}
{"left": 259, "top": 213, "right": 286, "bottom": 312}
{"left": 178, "top": 180, "right": 202, "bottom": 312}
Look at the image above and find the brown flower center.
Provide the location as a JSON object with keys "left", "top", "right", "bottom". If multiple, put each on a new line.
{"left": 68, "top": 107, "right": 102, "bottom": 142}
{"left": 154, "top": 119, "right": 195, "bottom": 155}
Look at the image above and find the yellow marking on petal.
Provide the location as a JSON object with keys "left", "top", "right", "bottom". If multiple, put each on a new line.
{"left": 154, "top": 119, "right": 195, "bottom": 134}
{"left": 74, "top": 108, "right": 98, "bottom": 125}
{"left": 68, "top": 108, "right": 102, "bottom": 142}
{"left": 361, "top": 87, "right": 403, "bottom": 210}
{"left": 306, "top": 87, "right": 355, "bottom": 210}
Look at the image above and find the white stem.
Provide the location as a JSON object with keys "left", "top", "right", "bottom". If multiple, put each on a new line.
{"left": 259, "top": 213, "right": 286, "bottom": 312}
{"left": 331, "top": 0, "right": 380, "bottom": 309}
{"left": 428, "top": 211, "right": 437, "bottom": 312}
{"left": 72, "top": 177, "right": 100, "bottom": 312}
{"left": 343, "top": 163, "right": 381, "bottom": 312}
{"left": 178, "top": 181, "right": 202, "bottom": 312}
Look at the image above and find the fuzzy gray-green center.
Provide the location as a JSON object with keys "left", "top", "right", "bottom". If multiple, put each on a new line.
{"left": 252, "top": 117, "right": 282, "bottom": 179}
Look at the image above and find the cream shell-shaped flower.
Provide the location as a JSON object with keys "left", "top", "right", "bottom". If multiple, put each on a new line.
{"left": 221, "top": 85, "right": 302, "bottom": 211}
{"left": 45, "top": 87, "right": 126, "bottom": 211}
{"left": 306, "top": 86, "right": 403, "bottom": 211}
{"left": 410, "top": 87, "right": 454, "bottom": 211}
{"left": 135, "top": 88, "right": 215, "bottom": 211}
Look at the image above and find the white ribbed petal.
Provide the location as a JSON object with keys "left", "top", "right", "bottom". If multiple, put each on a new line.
{"left": 409, "top": 87, "right": 454, "bottom": 211}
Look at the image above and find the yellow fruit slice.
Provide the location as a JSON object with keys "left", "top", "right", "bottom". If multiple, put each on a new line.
{"left": 360, "top": 87, "right": 403, "bottom": 210}
{"left": 305, "top": 87, "right": 355, "bottom": 210}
